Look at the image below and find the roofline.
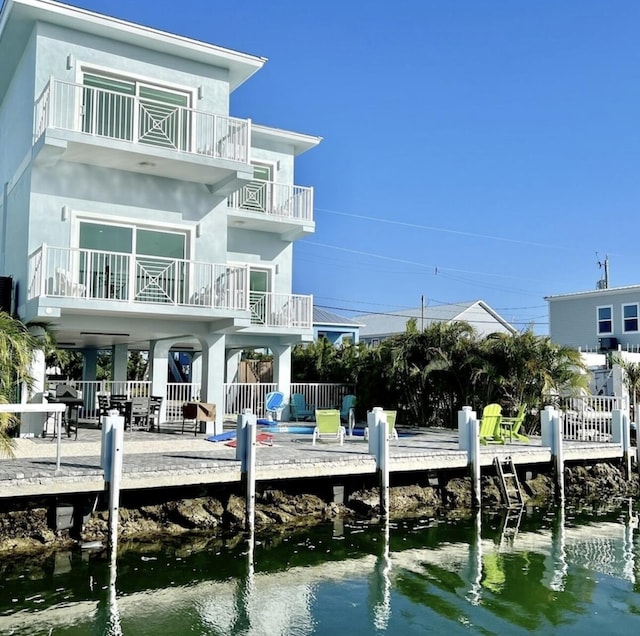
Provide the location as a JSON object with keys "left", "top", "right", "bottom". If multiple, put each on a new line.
{"left": 545, "top": 285, "right": 640, "bottom": 302}
{"left": 252, "top": 123, "right": 322, "bottom": 156}
{"left": 315, "top": 321, "right": 364, "bottom": 328}
{"left": 0, "top": 0, "right": 266, "bottom": 90}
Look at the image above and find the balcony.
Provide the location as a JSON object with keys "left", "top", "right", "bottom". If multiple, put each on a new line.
{"left": 227, "top": 181, "right": 315, "bottom": 239}
{"left": 27, "top": 245, "right": 312, "bottom": 329}
{"left": 33, "top": 78, "right": 253, "bottom": 191}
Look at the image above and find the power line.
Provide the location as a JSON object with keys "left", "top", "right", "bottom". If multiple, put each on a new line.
{"left": 315, "top": 207, "right": 577, "bottom": 251}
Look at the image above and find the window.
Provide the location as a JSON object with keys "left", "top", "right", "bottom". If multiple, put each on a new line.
{"left": 623, "top": 303, "right": 639, "bottom": 332}
{"left": 78, "top": 221, "right": 186, "bottom": 302}
{"left": 597, "top": 305, "right": 613, "bottom": 334}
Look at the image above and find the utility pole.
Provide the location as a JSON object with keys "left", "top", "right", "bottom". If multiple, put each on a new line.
{"left": 421, "top": 295, "right": 425, "bottom": 331}
{"left": 597, "top": 253, "right": 610, "bottom": 289}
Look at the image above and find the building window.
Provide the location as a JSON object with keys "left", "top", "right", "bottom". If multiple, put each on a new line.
{"left": 597, "top": 305, "right": 613, "bottom": 335}
{"left": 623, "top": 303, "right": 639, "bottom": 333}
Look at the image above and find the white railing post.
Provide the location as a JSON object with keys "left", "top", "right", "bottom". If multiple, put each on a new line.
{"left": 458, "top": 407, "right": 481, "bottom": 509}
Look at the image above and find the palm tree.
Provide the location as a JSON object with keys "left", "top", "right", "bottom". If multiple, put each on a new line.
{"left": 0, "top": 312, "right": 48, "bottom": 456}
{"left": 612, "top": 356, "right": 640, "bottom": 422}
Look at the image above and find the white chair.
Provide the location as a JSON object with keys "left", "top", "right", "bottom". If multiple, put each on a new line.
{"left": 55, "top": 268, "right": 86, "bottom": 297}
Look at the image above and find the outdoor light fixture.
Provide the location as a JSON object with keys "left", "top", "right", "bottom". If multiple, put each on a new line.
{"left": 61, "top": 205, "right": 69, "bottom": 221}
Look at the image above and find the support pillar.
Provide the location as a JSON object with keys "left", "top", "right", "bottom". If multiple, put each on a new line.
{"left": 612, "top": 409, "right": 631, "bottom": 479}
{"left": 21, "top": 334, "right": 46, "bottom": 437}
{"left": 542, "top": 405, "right": 564, "bottom": 503}
{"left": 236, "top": 409, "right": 257, "bottom": 531}
{"left": 111, "top": 344, "right": 128, "bottom": 391}
{"left": 199, "top": 333, "right": 225, "bottom": 434}
{"left": 459, "top": 407, "right": 481, "bottom": 509}
{"left": 149, "top": 340, "right": 171, "bottom": 425}
{"left": 368, "top": 407, "right": 390, "bottom": 517}
{"left": 272, "top": 344, "right": 292, "bottom": 420}
{"left": 82, "top": 348, "right": 98, "bottom": 382}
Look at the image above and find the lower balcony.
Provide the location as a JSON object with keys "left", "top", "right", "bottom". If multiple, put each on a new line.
{"left": 27, "top": 245, "right": 312, "bottom": 329}
{"left": 227, "top": 181, "right": 314, "bottom": 238}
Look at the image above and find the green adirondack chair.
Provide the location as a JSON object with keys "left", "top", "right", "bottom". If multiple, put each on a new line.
{"left": 500, "top": 404, "right": 529, "bottom": 443}
{"left": 479, "top": 403, "right": 505, "bottom": 445}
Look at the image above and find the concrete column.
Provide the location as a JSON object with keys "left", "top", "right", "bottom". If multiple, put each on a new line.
{"left": 612, "top": 409, "right": 631, "bottom": 479}
{"left": 542, "top": 406, "right": 564, "bottom": 503}
{"left": 191, "top": 352, "right": 202, "bottom": 387}
{"left": 225, "top": 349, "right": 241, "bottom": 384}
{"left": 458, "top": 406, "right": 475, "bottom": 451}
{"left": 149, "top": 340, "right": 171, "bottom": 424}
{"left": 272, "top": 344, "right": 292, "bottom": 420}
{"left": 199, "top": 333, "right": 226, "bottom": 434}
{"left": 21, "top": 346, "right": 47, "bottom": 436}
{"left": 111, "top": 344, "right": 128, "bottom": 385}
{"left": 82, "top": 348, "right": 98, "bottom": 382}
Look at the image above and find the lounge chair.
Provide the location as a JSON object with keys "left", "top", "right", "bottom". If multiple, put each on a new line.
{"left": 500, "top": 404, "right": 529, "bottom": 443}
{"left": 339, "top": 394, "right": 356, "bottom": 423}
{"left": 479, "top": 403, "right": 505, "bottom": 445}
{"left": 290, "top": 393, "right": 314, "bottom": 421}
{"left": 364, "top": 409, "right": 398, "bottom": 442}
{"left": 312, "top": 409, "right": 345, "bottom": 445}
{"left": 265, "top": 391, "right": 285, "bottom": 421}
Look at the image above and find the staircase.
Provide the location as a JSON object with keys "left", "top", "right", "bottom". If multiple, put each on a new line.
{"left": 494, "top": 456, "right": 524, "bottom": 509}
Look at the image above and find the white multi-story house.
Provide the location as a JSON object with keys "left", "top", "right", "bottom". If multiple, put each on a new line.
{"left": 0, "top": 0, "right": 320, "bottom": 432}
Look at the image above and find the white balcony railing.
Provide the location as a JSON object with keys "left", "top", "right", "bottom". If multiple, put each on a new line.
{"left": 34, "top": 78, "right": 251, "bottom": 163}
{"left": 27, "top": 245, "right": 312, "bottom": 328}
{"left": 228, "top": 181, "right": 314, "bottom": 222}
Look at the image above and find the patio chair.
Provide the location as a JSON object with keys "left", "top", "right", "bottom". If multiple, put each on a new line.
{"left": 500, "top": 404, "right": 529, "bottom": 443}
{"left": 479, "top": 403, "right": 505, "bottom": 445}
{"left": 290, "top": 393, "right": 314, "bottom": 421}
{"left": 128, "top": 397, "right": 150, "bottom": 431}
{"left": 97, "top": 393, "right": 110, "bottom": 428}
{"left": 364, "top": 409, "right": 399, "bottom": 442}
{"left": 312, "top": 409, "right": 345, "bottom": 445}
{"left": 338, "top": 394, "right": 356, "bottom": 423}
{"left": 148, "top": 395, "right": 163, "bottom": 431}
{"left": 265, "top": 391, "right": 285, "bottom": 421}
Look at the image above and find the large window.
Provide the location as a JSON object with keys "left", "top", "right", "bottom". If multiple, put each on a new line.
{"left": 78, "top": 221, "right": 187, "bottom": 302}
{"left": 623, "top": 303, "right": 639, "bottom": 333}
{"left": 82, "top": 72, "right": 191, "bottom": 150}
{"left": 597, "top": 305, "right": 613, "bottom": 335}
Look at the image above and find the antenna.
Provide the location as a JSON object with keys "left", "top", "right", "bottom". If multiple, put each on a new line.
{"left": 596, "top": 253, "right": 609, "bottom": 290}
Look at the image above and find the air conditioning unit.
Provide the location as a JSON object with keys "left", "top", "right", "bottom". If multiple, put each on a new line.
{"left": 598, "top": 337, "right": 618, "bottom": 352}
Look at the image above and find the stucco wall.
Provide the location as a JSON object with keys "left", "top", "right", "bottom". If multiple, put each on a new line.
{"left": 34, "top": 23, "right": 229, "bottom": 116}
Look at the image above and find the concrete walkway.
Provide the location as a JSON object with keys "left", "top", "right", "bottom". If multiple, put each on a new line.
{"left": 0, "top": 423, "right": 623, "bottom": 499}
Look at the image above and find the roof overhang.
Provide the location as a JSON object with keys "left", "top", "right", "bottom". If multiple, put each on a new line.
{"left": 0, "top": 0, "right": 266, "bottom": 97}
{"left": 252, "top": 124, "right": 322, "bottom": 156}
{"left": 545, "top": 285, "right": 640, "bottom": 302}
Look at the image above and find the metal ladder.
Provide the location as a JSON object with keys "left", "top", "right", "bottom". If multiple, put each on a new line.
{"left": 494, "top": 456, "right": 524, "bottom": 509}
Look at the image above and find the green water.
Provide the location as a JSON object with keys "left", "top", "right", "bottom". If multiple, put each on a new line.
{"left": 1, "top": 501, "right": 639, "bottom": 635}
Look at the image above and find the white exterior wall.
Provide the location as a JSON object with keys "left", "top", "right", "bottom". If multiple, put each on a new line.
{"left": 34, "top": 23, "right": 230, "bottom": 116}
{"left": 549, "top": 288, "right": 640, "bottom": 350}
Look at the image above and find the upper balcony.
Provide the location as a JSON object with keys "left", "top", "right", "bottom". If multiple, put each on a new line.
{"left": 27, "top": 245, "right": 313, "bottom": 331}
{"left": 33, "top": 78, "right": 253, "bottom": 193}
{"left": 227, "top": 181, "right": 315, "bottom": 239}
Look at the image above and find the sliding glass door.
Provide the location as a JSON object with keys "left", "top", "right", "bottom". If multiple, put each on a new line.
{"left": 78, "top": 221, "right": 186, "bottom": 303}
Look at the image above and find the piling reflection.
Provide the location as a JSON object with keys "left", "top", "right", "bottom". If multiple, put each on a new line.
{"left": 1, "top": 501, "right": 639, "bottom": 635}
{"left": 370, "top": 517, "right": 392, "bottom": 630}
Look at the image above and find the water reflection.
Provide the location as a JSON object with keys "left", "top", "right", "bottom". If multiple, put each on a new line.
{"left": 0, "top": 501, "right": 639, "bottom": 635}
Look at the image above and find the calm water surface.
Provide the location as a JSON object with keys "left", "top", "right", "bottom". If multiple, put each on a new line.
{"left": 1, "top": 501, "right": 639, "bottom": 635}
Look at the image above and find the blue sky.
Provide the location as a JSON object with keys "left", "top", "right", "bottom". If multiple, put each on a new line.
{"left": 68, "top": 1, "right": 640, "bottom": 333}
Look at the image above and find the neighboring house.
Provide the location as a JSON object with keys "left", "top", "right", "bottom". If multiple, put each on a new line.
{"left": 546, "top": 285, "right": 640, "bottom": 352}
{"left": 357, "top": 300, "right": 516, "bottom": 345}
{"left": 0, "top": 0, "right": 321, "bottom": 432}
{"left": 313, "top": 307, "right": 361, "bottom": 345}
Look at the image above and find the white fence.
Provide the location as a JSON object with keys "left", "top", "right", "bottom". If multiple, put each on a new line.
{"left": 45, "top": 381, "right": 352, "bottom": 424}
{"left": 553, "top": 396, "right": 628, "bottom": 442}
